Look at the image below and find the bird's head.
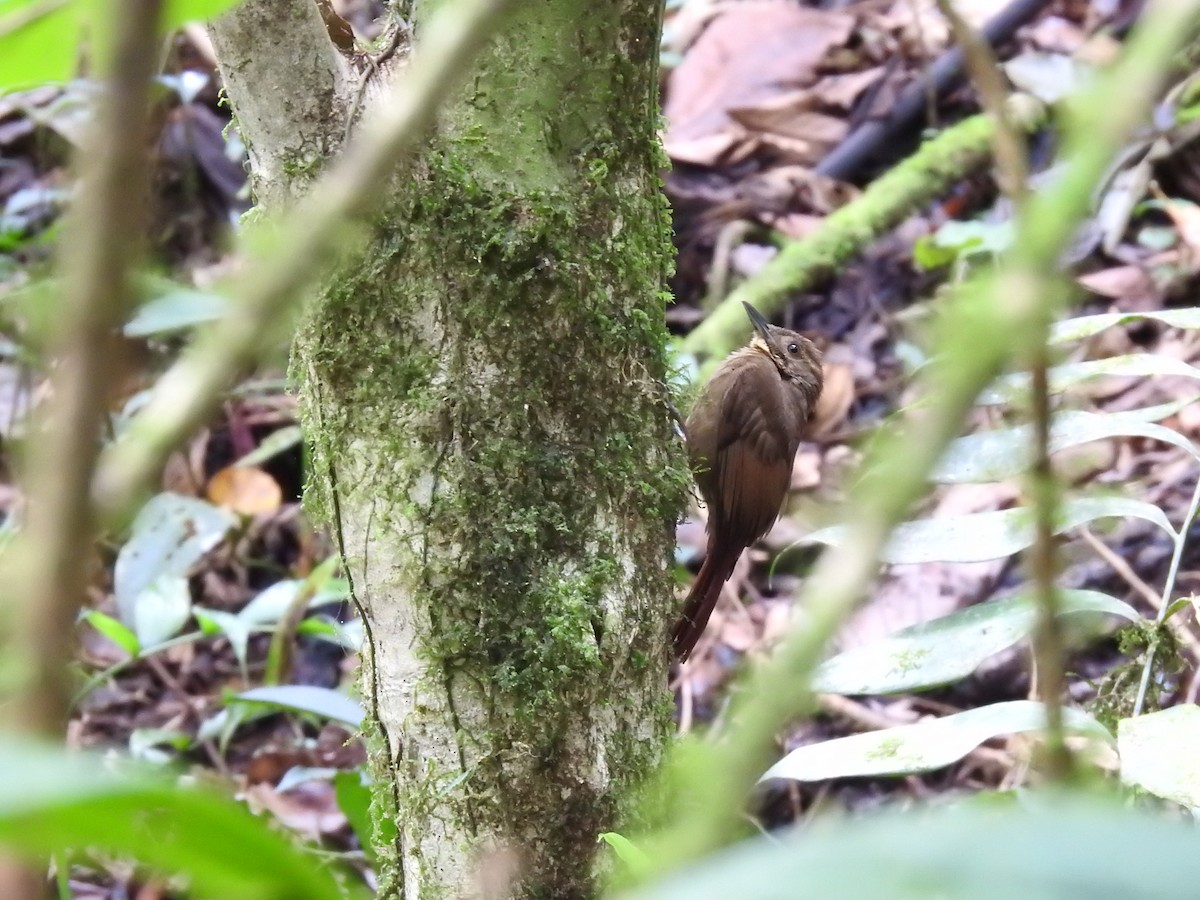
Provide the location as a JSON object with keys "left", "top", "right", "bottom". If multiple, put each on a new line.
{"left": 742, "top": 302, "right": 823, "bottom": 397}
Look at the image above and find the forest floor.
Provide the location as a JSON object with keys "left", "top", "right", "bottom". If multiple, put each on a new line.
{"left": 3, "top": 0, "right": 1199, "bottom": 894}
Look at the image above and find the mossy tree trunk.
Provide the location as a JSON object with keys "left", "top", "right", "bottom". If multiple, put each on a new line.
{"left": 210, "top": 1, "right": 683, "bottom": 896}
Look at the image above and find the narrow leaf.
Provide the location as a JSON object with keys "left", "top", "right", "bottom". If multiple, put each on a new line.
{"left": 800, "top": 496, "right": 1173, "bottom": 564}
{"left": 979, "top": 355, "right": 1200, "bottom": 405}
{"left": 235, "top": 685, "right": 364, "bottom": 728}
{"left": 81, "top": 610, "right": 140, "bottom": 658}
{"left": 1050, "top": 308, "right": 1200, "bottom": 343}
{"left": 932, "top": 403, "right": 1200, "bottom": 483}
{"left": 761, "top": 701, "right": 1110, "bottom": 782}
{"left": 813, "top": 590, "right": 1138, "bottom": 695}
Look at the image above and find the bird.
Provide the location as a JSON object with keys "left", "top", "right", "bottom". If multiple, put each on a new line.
{"left": 672, "top": 302, "right": 823, "bottom": 662}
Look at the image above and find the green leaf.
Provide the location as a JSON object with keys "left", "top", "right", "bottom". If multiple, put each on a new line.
{"left": 193, "top": 606, "right": 251, "bottom": 678}
{"left": 1118, "top": 706, "right": 1200, "bottom": 809}
{"left": 235, "top": 685, "right": 364, "bottom": 728}
{"left": 1050, "top": 308, "right": 1200, "bottom": 343}
{"left": 161, "top": 0, "right": 244, "bottom": 29}
{"left": 123, "top": 287, "right": 229, "bottom": 337}
{"left": 599, "top": 832, "right": 652, "bottom": 878}
{"left": 131, "top": 575, "right": 192, "bottom": 647}
{"left": 81, "top": 610, "right": 140, "bottom": 658}
{"left": 0, "top": 739, "right": 360, "bottom": 899}
{"left": 931, "top": 402, "right": 1200, "bottom": 483}
{"left": 980, "top": 354, "right": 1200, "bottom": 405}
{"left": 234, "top": 424, "right": 303, "bottom": 468}
{"left": 334, "top": 770, "right": 376, "bottom": 864}
{"left": 761, "top": 701, "right": 1110, "bottom": 783}
{"left": 113, "top": 493, "right": 236, "bottom": 627}
{"left": 800, "top": 496, "right": 1174, "bottom": 565}
{"left": 0, "top": 1, "right": 82, "bottom": 90}
{"left": 812, "top": 589, "right": 1139, "bottom": 695}
{"left": 628, "top": 795, "right": 1200, "bottom": 899}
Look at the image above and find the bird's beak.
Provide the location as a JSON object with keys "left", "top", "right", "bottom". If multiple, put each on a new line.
{"left": 742, "top": 302, "right": 773, "bottom": 342}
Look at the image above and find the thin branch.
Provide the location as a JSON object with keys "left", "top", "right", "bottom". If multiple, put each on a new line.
{"left": 91, "top": 0, "right": 516, "bottom": 523}
{"left": 0, "top": 2, "right": 162, "bottom": 893}
{"left": 1133, "top": 471, "right": 1200, "bottom": 715}
{"left": 935, "top": 0, "right": 1070, "bottom": 778}
{"left": 647, "top": 0, "right": 1200, "bottom": 867}
{"left": 4, "top": 0, "right": 163, "bottom": 737}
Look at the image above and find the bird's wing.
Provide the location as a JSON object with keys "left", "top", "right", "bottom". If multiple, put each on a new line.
{"left": 713, "top": 364, "right": 797, "bottom": 547}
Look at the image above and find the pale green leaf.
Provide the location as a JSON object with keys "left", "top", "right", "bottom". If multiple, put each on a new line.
{"left": 800, "top": 496, "right": 1173, "bottom": 564}
{"left": 0, "top": 1, "right": 81, "bottom": 90}
{"left": 123, "top": 288, "right": 228, "bottom": 337}
{"left": 1118, "top": 706, "right": 1200, "bottom": 809}
{"left": 761, "top": 701, "right": 1110, "bottom": 782}
{"left": 113, "top": 493, "right": 236, "bottom": 626}
{"left": 979, "top": 355, "right": 1200, "bottom": 405}
{"left": 81, "top": 609, "right": 140, "bottom": 658}
{"left": 1050, "top": 308, "right": 1200, "bottom": 343}
{"left": 812, "top": 590, "right": 1138, "bottom": 695}
{"left": 132, "top": 575, "right": 192, "bottom": 647}
{"left": 629, "top": 796, "right": 1200, "bottom": 900}
{"left": 235, "top": 685, "right": 364, "bottom": 727}
{"left": 932, "top": 403, "right": 1199, "bottom": 483}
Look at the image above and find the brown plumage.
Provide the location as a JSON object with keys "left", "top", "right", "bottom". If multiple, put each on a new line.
{"left": 672, "top": 302, "right": 823, "bottom": 662}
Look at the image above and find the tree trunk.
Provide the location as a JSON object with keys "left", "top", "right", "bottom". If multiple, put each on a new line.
{"left": 210, "top": 2, "right": 682, "bottom": 896}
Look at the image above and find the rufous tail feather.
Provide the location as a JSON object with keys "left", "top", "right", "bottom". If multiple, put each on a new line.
{"left": 671, "top": 542, "right": 740, "bottom": 661}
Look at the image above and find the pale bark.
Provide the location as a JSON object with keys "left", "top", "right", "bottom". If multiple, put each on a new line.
{"left": 211, "top": 1, "right": 679, "bottom": 896}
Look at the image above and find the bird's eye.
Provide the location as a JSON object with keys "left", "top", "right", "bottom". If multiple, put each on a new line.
{"left": 787, "top": 342, "right": 799, "bottom": 354}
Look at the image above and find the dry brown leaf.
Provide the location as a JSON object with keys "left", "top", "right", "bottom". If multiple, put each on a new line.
{"left": 664, "top": 2, "right": 855, "bottom": 165}
{"left": 243, "top": 780, "right": 346, "bottom": 840}
{"left": 810, "top": 359, "right": 855, "bottom": 438}
{"left": 206, "top": 465, "right": 282, "bottom": 515}
{"left": 1076, "top": 264, "right": 1160, "bottom": 301}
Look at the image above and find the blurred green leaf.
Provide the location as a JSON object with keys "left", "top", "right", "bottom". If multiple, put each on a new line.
{"left": 334, "top": 770, "right": 376, "bottom": 864}
{"left": 600, "top": 832, "right": 652, "bottom": 878}
{"left": 0, "top": 740, "right": 361, "bottom": 899}
{"left": 124, "top": 286, "right": 229, "bottom": 337}
{"left": 161, "top": 0, "right": 244, "bottom": 29}
{"left": 234, "top": 424, "right": 303, "bottom": 468}
{"left": 81, "top": 609, "right": 140, "bottom": 658}
{"left": 761, "top": 701, "right": 1110, "bottom": 783}
{"left": 980, "top": 354, "right": 1200, "bottom": 405}
{"left": 800, "top": 496, "right": 1173, "bottom": 565}
{"left": 628, "top": 795, "right": 1199, "bottom": 899}
{"left": 931, "top": 403, "right": 1200, "bottom": 483}
{"left": 0, "top": 1, "right": 81, "bottom": 90}
{"left": 1050, "top": 308, "right": 1200, "bottom": 343}
{"left": 813, "top": 590, "right": 1138, "bottom": 695}
{"left": 1118, "top": 706, "right": 1200, "bottom": 809}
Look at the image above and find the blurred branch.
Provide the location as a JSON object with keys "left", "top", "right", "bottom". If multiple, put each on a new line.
{"left": 91, "top": 0, "right": 515, "bottom": 523}
{"left": 937, "top": 0, "right": 1071, "bottom": 778}
{"left": 650, "top": 0, "right": 1200, "bottom": 868}
{"left": 0, "top": 2, "right": 163, "bottom": 894}
{"left": 6, "top": 1, "right": 163, "bottom": 736}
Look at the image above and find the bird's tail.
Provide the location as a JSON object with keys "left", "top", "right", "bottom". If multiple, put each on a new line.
{"left": 671, "top": 541, "right": 741, "bottom": 662}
